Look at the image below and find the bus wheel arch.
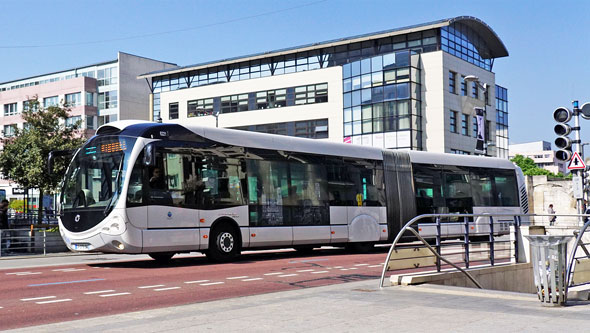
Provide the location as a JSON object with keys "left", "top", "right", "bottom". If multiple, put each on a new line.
{"left": 206, "top": 218, "right": 242, "bottom": 262}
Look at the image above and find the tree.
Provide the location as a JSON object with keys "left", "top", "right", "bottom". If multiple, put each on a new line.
{"left": 0, "top": 97, "right": 85, "bottom": 224}
{"left": 510, "top": 154, "right": 566, "bottom": 178}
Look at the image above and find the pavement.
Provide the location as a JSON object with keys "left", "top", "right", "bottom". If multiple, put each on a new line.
{"left": 4, "top": 252, "right": 590, "bottom": 332}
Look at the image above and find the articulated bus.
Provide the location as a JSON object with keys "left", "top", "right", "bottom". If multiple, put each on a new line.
{"left": 57, "top": 120, "right": 528, "bottom": 262}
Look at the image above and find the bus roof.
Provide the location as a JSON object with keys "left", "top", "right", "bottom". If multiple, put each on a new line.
{"left": 97, "top": 120, "right": 516, "bottom": 170}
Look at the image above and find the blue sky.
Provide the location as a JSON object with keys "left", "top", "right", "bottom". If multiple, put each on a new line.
{"left": 1, "top": 0, "right": 589, "bottom": 147}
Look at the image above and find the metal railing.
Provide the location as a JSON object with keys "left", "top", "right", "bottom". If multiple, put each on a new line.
{"left": 0, "top": 228, "right": 67, "bottom": 257}
{"left": 379, "top": 213, "right": 524, "bottom": 288}
{"left": 8, "top": 212, "right": 58, "bottom": 227}
{"left": 379, "top": 212, "right": 590, "bottom": 290}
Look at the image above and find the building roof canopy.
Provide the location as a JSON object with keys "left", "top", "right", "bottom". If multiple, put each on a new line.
{"left": 139, "top": 16, "right": 508, "bottom": 79}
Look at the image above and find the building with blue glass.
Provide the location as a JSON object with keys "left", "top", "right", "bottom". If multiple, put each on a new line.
{"left": 139, "top": 16, "right": 509, "bottom": 158}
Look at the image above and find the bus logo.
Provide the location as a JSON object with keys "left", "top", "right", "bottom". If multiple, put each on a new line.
{"left": 74, "top": 214, "right": 81, "bottom": 223}
{"left": 167, "top": 212, "right": 172, "bottom": 219}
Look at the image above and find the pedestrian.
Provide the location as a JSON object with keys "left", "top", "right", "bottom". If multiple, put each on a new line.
{"left": 585, "top": 201, "right": 590, "bottom": 223}
{"left": 548, "top": 203, "right": 556, "bottom": 226}
{"left": 0, "top": 199, "right": 8, "bottom": 230}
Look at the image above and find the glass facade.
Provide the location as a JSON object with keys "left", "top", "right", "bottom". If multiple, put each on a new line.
{"left": 440, "top": 23, "right": 493, "bottom": 71}
{"left": 148, "top": 20, "right": 502, "bottom": 154}
{"left": 233, "top": 119, "right": 328, "bottom": 139}
{"left": 342, "top": 50, "right": 421, "bottom": 149}
{"left": 495, "top": 85, "right": 509, "bottom": 158}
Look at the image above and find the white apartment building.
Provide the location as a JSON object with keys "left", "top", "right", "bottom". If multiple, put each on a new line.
{"left": 509, "top": 141, "right": 568, "bottom": 175}
{"left": 139, "top": 16, "right": 510, "bottom": 158}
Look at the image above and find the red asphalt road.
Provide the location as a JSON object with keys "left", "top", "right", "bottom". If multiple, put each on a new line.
{"left": 0, "top": 249, "right": 389, "bottom": 330}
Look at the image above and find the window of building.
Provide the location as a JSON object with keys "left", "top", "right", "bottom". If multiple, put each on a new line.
{"left": 98, "top": 91, "right": 118, "bottom": 110}
{"left": 461, "top": 114, "right": 469, "bottom": 136}
{"left": 472, "top": 116, "right": 478, "bottom": 137}
{"left": 187, "top": 98, "right": 214, "bottom": 117}
{"left": 450, "top": 110, "right": 457, "bottom": 133}
{"left": 3, "top": 124, "right": 16, "bottom": 137}
{"left": 65, "top": 116, "right": 81, "bottom": 128}
{"left": 221, "top": 94, "right": 248, "bottom": 113}
{"left": 169, "top": 102, "right": 179, "bottom": 120}
{"left": 450, "top": 149, "right": 470, "bottom": 155}
{"left": 23, "top": 100, "right": 39, "bottom": 112}
{"left": 85, "top": 92, "right": 94, "bottom": 106}
{"left": 449, "top": 71, "right": 456, "bottom": 94}
{"left": 295, "top": 83, "right": 328, "bottom": 105}
{"left": 97, "top": 66, "right": 118, "bottom": 86}
{"left": 472, "top": 82, "right": 479, "bottom": 99}
{"left": 43, "top": 96, "right": 59, "bottom": 108}
{"left": 65, "top": 92, "right": 81, "bottom": 106}
{"left": 86, "top": 116, "right": 95, "bottom": 130}
{"left": 4, "top": 103, "right": 17, "bottom": 116}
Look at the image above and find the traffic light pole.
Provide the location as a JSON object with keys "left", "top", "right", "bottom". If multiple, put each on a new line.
{"left": 572, "top": 100, "right": 584, "bottom": 220}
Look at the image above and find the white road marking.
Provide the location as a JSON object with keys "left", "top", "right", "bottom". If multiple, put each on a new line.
{"left": 0, "top": 306, "right": 3, "bottom": 309}
{"left": 184, "top": 280, "right": 209, "bottom": 284}
{"left": 138, "top": 285, "right": 165, "bottom": 289}
{"left": 347, "top": 268, "right": 358, "bottom": 270}
{"left": 368, "top": 265, "right": 382, "bottom": 268}
{"left": 84, "top": 290, "right": 115, "bottom": 295}
{"left": 263, "top": 272, "right": 283, "bottom": 276}
{"left": 36, "top": 299, "right": 72, "bottom": 304}
{"left": 226, "top": 276, "right": 249, "bottom": 280}
{"left": 354, "top": 264, "right": 369, "bottom": 267}
{"left": 7, "top": 272, "right": 42, "bottom": 276}
{"left": 242, "top": 278, "right": 263, "bottom": 281}
{"left": 21, "top": 296, "right": 56, "bottom": 302}
{"left": 200, "top": 282, "right": 224, "bottom": 286}
{"left": 99, "top": 292, "right": 131, "bottom": 297}
{"left": 154, "top": 287, "right": 180, "bottom": 291}
{"left": 296, "top": 269, "right": 315, "bottom": 272}
{"left": 333, "top": 266, "right": 343, "bottom": 269}
{"left": 53, "top": 268, "right": 86, "bottom": 272}
{"left": 340, "top": 268, "right": 350, "bottom": 271}
{"left": 278, "top": 274, "right": 298, "bottom": 277}
{"left": 311, "top": 271, "right": 329, "bottom": 274}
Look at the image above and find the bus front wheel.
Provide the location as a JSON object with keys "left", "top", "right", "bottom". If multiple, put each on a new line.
{"left": 207, "top": 224, "right": 241, "bottom": 262}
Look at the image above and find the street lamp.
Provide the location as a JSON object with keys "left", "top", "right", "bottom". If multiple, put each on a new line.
{"left": 464, "top": 75, "right": 490, "bottom": 156}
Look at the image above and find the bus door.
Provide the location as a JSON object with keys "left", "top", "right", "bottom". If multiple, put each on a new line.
{"left": 145, "top": 148, "right": 201, "bottom": 250}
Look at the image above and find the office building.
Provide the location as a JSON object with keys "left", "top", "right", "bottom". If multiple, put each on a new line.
{"left": 139, "top": 16, "right": 509, "bottom": 158}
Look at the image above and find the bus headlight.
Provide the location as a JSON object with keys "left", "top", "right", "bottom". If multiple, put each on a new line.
{"left": 101, "top": 214, "right": 127, "bottom": 236}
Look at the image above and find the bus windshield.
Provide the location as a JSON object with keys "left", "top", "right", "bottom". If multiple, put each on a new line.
{"left": 60, "top": 135, "right": 137, "bottom": 214}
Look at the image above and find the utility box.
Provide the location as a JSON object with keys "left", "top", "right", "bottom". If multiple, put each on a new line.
{"left": 526, "top": 235, "right": 573, "bottom": 306}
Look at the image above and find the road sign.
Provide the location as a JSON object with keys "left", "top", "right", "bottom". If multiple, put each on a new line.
{"left": 568, "top": 151, "right": 586, "bottom": 170}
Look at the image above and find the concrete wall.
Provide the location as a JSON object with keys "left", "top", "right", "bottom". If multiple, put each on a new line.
{"left": 118, "top": 52, "right": 177, "bottom": 121}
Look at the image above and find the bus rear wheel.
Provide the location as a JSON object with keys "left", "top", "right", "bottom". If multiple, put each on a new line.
{"left": 149, "top": 252, "right": 175, "bottom": 263}
{"left": 207, "top": 224, "right": 241, "bottom": 262}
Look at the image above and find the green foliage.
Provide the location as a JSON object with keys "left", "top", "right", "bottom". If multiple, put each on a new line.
{"left": 510, "top": 154, "right": 567, "bottom": 178}
{"left": 0, "top": 97, "right": 85, "bottom": 193}
{"left": 9, "top": 199, "right": 24, "bottom": 212}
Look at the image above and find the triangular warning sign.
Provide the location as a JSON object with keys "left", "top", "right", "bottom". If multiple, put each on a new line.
{"left": 568, "top": 151, "right": 586, "bottom": 170}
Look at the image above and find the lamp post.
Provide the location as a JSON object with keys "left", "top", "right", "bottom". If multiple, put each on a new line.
{"left": 464, "top": 75, "right": 489, "bottom": 156}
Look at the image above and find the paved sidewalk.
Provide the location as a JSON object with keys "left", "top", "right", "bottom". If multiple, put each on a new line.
{"left": 8, "top": 277, "right": 590, "bottom": 332}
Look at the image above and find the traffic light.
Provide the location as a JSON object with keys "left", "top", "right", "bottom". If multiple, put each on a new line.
{"left": 554, "top": 107, "right": 573, "bottom": 161}
{"left": 584, "top": 166, "right": 590, "bottom": 192}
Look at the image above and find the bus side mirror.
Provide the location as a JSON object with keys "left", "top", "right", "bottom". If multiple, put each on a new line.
{"left": 143, "top": 143, "right": 156, "bottom": 166}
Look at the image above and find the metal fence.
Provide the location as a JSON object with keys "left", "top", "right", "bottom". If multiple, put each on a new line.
{"left": 8, "top": 212, "right": 58, "bottom": 227}
{"left": 0, "top": 228, "right": 67, "bottom": 257}
{"left": 379, "top": 213, "right": 524, "bottom": 288}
